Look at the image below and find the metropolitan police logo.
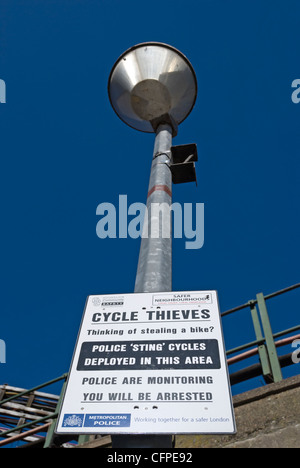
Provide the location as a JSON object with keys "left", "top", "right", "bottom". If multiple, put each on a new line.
{"left": 63, "top": 414, "right": 84, "bottom": 428}
{"left": 92, "top": 297, "right": 101, "bottom": 307}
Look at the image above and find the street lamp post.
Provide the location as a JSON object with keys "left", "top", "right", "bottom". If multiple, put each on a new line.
{"left": 134, "top": 123, "right": 173, "bottom": 294}
{"left": 108, "top": 42, "right": 197, "bottom": 448}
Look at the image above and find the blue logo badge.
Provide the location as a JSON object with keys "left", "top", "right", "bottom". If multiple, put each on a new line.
{"left": 84, "top": 414, "right": 131, "bottom": 428}
{"left": 62, "top": 414, "right": 84, "bottom": 428}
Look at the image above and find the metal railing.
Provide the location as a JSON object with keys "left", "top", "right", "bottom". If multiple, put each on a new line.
{"left": 0, "top": 283, "right": 299, "bottom": 448}
{"left": 223, "top": 283, "right": 300, "bottom": 385}
{"left": 0, "top": 375, "right": 66, "bottom": 448}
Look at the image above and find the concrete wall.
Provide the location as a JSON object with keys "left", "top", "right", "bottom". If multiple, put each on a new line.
{"left": 176, "top": 374, "right": 300, "bottom": 448}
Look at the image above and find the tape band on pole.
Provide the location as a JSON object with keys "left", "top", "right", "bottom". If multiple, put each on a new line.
{"left": 147, "top": 184, "right": 172, "bottom": 199}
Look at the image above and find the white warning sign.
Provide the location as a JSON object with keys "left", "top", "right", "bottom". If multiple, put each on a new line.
{"left": 56, "top": 290, "right": 236, "bottom": 435}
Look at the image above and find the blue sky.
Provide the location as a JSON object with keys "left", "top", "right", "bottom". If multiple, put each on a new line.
{"left": 0, "top": 0, "right": 300, "bottom": 398}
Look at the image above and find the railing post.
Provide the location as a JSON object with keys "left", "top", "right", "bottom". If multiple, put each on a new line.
{"left": 43, "top": 380, "right": 67, "bottom": 448}
{"left": 249, "top": 301, "right": 272, "bottom": 383}
{"left": 77, "top": 434, "right": 91, "bottom": 446}
{"left": 256, "top": 293, "right": 283, "bottom": 383}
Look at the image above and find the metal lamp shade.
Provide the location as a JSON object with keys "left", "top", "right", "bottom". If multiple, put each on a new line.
{"left": 108, "top": 42, "right": 197, "bottom": 133}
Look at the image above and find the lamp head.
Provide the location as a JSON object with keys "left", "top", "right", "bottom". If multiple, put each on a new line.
{"left": 108, "top": 42, "right": 197, "bottom": 133}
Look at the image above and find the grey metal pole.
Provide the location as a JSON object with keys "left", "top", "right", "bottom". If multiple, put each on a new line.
{"left": 135, "top": 123, "right": 173, "bottom": 294}
{"left": 111, "top": 123, "right": 174, "bottom": 449}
